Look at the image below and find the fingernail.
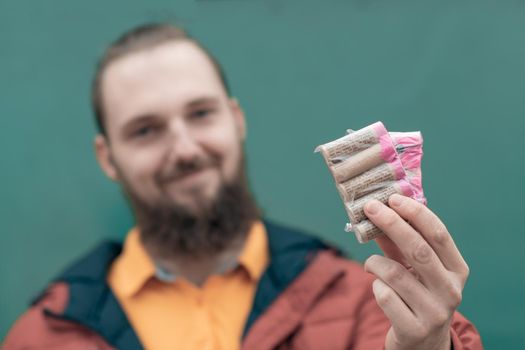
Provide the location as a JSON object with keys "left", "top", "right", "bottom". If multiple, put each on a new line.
{"left": 363, "top": 262, "right": 370, "bottom": 273}
{"left": 364, "top": 255, "right": 378, "bottom": 271}
{"left": 365, "top": 201, "right": 381, "bottom": 215}
{"left": 390, "top": 194, "right": 403, "bottom": 207}
{"left": 372, "top": 279, "right": 383, "bottom": 295}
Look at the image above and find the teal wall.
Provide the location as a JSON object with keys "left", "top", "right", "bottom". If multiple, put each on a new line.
{"left": 1, "top": 1, "right": 524, "bottom": 348}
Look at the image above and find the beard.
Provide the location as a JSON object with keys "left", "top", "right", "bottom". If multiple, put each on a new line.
{"left": 118, "top": 154, "right": 261, "bottom": 261}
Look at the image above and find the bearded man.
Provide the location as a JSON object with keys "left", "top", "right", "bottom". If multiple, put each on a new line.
{"left": 3, "top": 24, "right": 483, "bottom": 350}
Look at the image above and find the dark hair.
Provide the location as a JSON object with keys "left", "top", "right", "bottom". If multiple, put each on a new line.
{"left": 91, "top": 23, "right": 231, "bottom": 136}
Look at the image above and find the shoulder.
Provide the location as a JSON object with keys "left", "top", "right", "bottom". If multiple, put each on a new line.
{"left": 3, "top": 284, "right": 114, "bottom": 349}
{"left": 2, "top": 241, "right": 123, "bottom": 350}
{"left": 2, "top": 282, "right": 73, "bottom": 349}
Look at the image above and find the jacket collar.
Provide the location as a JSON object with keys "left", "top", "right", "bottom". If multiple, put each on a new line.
{"left": 45, "top": 241, "right": 142, "bottom": 349}
{"left": 241, "top": 220, "right": 332, "bottom": 337}
{"left": 43, "top": 220, "right": 340, "bottom": 350}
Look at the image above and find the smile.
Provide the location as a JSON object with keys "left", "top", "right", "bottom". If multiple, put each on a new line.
{"left": 172, "top": 167, "right": 213, "bottom": 186}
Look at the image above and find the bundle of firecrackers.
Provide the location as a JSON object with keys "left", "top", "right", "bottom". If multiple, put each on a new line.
{"left": 316, "top": 121, "right": 426, "bottom": 243}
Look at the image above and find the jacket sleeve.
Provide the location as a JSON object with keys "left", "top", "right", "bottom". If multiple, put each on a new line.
{"left": 349, "top": 278, "right": 484, "bottom": 350}
{"left": 2, "top": 284, "right": 67, "bottom": 350}
{"left": 350, "top": 277, "right": 391, "bottom": 350}
{"left": 350, "top": 301, "right": 483, "bottom": 350}
{"left": 1, "top": 283, "right": 114, "bottom": 350}
{"left": 450, "top": 311, "right": 484, "bottom": 350}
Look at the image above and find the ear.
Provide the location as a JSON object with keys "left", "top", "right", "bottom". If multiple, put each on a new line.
{"left": 229, "top": 97, "right": 247, "bottom": 140}
{"left": 94, "top": 135, "right": 120, "bottom": 181}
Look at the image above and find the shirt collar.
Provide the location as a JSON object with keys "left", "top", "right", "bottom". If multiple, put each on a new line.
{"left": 109, "top": 227, "right": 156, "bottom": 298}
{"left": 110, "top": 220, "right": 269, "bottom": 298}
{"left": 237, "top": 220, "right": 268, "bottom": 281}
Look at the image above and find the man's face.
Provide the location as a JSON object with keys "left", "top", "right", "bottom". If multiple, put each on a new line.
{"left": 97, "top": 41, "right": 246, "bottom": 214}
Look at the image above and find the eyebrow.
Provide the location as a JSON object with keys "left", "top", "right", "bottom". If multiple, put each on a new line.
{"left": 185, "top": 96, "right": 221, "bottom": 109}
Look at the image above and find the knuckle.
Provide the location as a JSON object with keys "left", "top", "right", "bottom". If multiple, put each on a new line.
{"left": 462, "top": 263, "right": 471, "bottom": 280}
{"left": 430, "top": 308, "right": 451, "bottom": 328}
{"left": 406, "top": 201, "right": 423, "bottom": 218}
{"left": 384, "top": 264, "right": 405, "bottom": 283}
{"left": 432, "top": 224, "right": 450, "bottom": 245}
{"left": 456, "top": 261, "right": 470, "bottom": 285}
{"left": 447, "top": 285, "right": 463, "bottom": 308}
{"left": 441, "top": 278, "right": 463, "bottom": 307}
{"left": 410, "top": 322, "right": 429, "bottom": 340}
{"left": 411, "top": 241, "right": 432, "bottom": 264}
{"left": 382, "top": 210, "right": 398, "bottom": 227}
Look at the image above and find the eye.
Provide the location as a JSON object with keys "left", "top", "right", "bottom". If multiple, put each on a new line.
{"left": 132, "top": 125, "right": 156, "bottom": 138}
{"left": 189, "top": 108, "right": 214, "bottom": 119}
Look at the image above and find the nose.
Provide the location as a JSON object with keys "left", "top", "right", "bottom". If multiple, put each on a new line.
{"left": 165, "top": 118, "right": 202, "bottom": 163}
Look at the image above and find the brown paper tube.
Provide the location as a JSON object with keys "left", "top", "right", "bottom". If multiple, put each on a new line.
{"left": 331, "top": 144, "right": 384, "bottom": 183}
{"left": 353, "top": 220, "right": 383, "bottom": 243}
{"left": 318, "top": 122, "right": 386, "bottom": 164}
{"left": 337, "top": 162, "right": 403, "bottom": 202}
{"left": 344, "top": 182, "right": 407, "bottom": 224}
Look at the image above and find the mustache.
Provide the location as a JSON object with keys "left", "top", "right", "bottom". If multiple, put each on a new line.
{"left": 155, "top": 156, "right": 219, "bottom": 184}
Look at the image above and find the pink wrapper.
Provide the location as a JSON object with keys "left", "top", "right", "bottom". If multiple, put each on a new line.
{"left": 390, "top": 131, "right": 426, "bottom": 204}
{"left": 390, "top": 158, "right": 407, "bottom": 180}
{"left": 397, "top": 178, "right": 415, "bottom": 197}
{"left": 379, "top": 133, "right": 397, "bottom": 163}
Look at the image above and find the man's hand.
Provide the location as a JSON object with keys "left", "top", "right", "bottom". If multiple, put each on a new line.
{"left": 363, "top": 194, "right": 469, "bottom": 350}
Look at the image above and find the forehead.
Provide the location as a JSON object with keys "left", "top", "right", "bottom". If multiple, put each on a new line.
{"left": 101, "top": 40, "right": 226, "bottom": 126}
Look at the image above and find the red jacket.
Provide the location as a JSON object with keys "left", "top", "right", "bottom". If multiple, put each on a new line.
{"left": 2, "top": 221, "right": 483, "bottom": 350}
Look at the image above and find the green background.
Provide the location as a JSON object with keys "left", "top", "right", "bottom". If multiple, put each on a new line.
{"left": 1, "top": 1, "right": 524, "bottom": 348}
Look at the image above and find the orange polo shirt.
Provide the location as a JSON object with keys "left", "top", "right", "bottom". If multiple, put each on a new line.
{"left": 107, "top": 221, "right": 269, "bottom": 350}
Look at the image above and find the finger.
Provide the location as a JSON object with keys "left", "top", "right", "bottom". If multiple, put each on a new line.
{"left": 364, "top": 200, "right": 448, "bottom": 290}
{"left": 365, "top": 255, "right": 434, "bottom": 316}
{"left": 371, "top": 279, "right": 418, "bottom": 334}
{"left": 374, "top": 235, "right": 409, "bottom": 267}
{"left": 388, "top": 194, "right": 469, "bottom": 281}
